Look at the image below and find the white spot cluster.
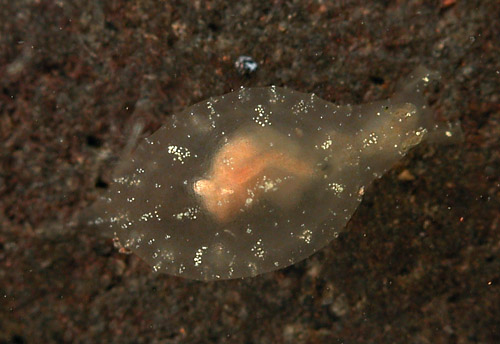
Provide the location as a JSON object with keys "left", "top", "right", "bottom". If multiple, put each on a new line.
{"left": 120, "top": 219, "right": 134, "bottom": 230}
{"left": 362, "top": 132, "right": 379, "bottom": 148}
{"left": 173, "top": 207, "right": 199, "bottom": 220}
{"left": 129, "top": 178, "right": 142, "bottom": 186}
{"left": 167, "top": 145, "right": 191, "bottom": 164}
{"left": 161, "top": 249, "right": 174, "bottom": 262}
{"left": 298, "top": 228, "right": 313, "bottom": 244}
{"left": 152, "top": 262, "right": 162, "bottom": 272}
{"left": 253, "top": 104, "right": 272, "bottom": 126}
{"left": 237, "top": 86, "right": 251, "bottom": 102}
{"left": 257, "top": 175, "right": 282, "bottom": 193}
{"left": 328, "top": 182, "right": 345, "bottom": 195}
{"left": 269, "top": 85, "right": 285, "bottom": 103}
{"left": 221, "top": 156, "right": 234, "bottom": 167}
{"left": 194, "top": 246, "right": 208, "bottom": 267}
{"left": 251, "top": 239, "right": 265, "bottom": 259}
{"left": 109, "top": 213, "right": 128, "bottom": 225}
{"left": 113, "top": 176, "right": 142, "bottom": 187}
{"left": 206, "top": 101, "right": 219, "bottom": 128}
{"left": 113, "top": 176, "right": 128, "bottom": 184}
{"left": 291, "top": 98, "right": 314, "bottom": 115}
{"left": 139, "top": 209, "right": 161, "bottom": 222}
{"left": 317, "top": 134, "right": 333, "bottom": 150}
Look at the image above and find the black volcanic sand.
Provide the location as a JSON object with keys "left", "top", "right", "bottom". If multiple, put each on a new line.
{"left": 1, "top": 1, "right": 499, "bottom": 343}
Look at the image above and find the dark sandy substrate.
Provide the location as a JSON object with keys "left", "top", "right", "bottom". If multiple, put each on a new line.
{"left": 1, "top": 1, "right": 499, "bottom": 343}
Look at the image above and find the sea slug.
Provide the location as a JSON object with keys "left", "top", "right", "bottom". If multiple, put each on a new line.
{"left": 87, "top": 67, "right": 462, "bottom": 281}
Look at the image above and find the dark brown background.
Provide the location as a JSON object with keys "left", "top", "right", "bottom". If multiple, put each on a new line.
{"left": 1, "top": 1, "right": 499, "bottom": 343}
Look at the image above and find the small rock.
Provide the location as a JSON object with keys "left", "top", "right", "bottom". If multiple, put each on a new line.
{"left": 234, "top": 55, "right": 258, "bottom": 74}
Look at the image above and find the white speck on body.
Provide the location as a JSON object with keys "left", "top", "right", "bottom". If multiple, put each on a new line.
{"left": 253, "top": 104, "right": 272, "bottom": 127}
{"left": 167, "top": 145, "right": 191, "bottom": 164}
{"left": 251, "top": 239, "right": 265, "bottom": 259}
{"left": 194, "top": 246, "right": 208, "bottom": 266}
{"left": 173, "top": 207, "right": 199, "bottom": 220}
{"left": 328, "top": 182, "right": 345, "bottom": 195}
{"left": 299, "top": 228, "right": 313, "bottom": 244}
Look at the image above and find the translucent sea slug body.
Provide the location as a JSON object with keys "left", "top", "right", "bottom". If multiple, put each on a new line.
{"left": 89, "top": 67, "right": 461, "bottom": 280}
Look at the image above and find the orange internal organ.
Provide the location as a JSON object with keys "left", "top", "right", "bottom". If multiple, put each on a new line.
{"left": 194, "top": 134, "right": 314, "bottom": 222}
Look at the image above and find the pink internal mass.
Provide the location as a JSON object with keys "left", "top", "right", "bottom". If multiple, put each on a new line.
{"left": 193, "top": 131, "right": 315, "bottom": 222}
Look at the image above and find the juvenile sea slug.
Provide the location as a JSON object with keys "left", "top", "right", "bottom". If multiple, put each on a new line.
{"left": 88, "top": 67, "right": 462, "bottom": 281}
